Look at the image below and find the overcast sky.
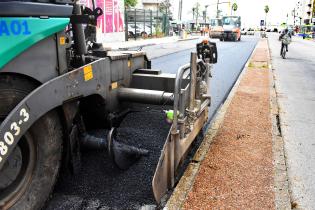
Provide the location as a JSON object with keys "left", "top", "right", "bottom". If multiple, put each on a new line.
{"left": 172, "top": 0, "right": 297, "bottom": 27}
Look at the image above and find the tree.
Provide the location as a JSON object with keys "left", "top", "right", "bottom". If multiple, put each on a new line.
{"left": 192, "top": 2, "right": 201, "bottom": 27}
{"left": 264, "top": 5, "right": 269, "bottom": 27}
{"left": 125, "top": 0, "right": 137, "bottom": 8}
{"left": 231, "top": 2, "right": 238, "bottom": 15}
{"left": 232, "top": 3, "right": 238, "bottom": 12}
{"left": 159, "top": 0, "right": 172, "bottom": 16}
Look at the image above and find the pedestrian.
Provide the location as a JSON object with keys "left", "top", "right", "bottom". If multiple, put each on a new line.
{"left": 200, "top": 27, "right": 204, "bottom": 36}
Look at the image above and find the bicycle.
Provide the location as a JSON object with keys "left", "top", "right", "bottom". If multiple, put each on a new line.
{"left": 280, "top": 34, "right": 291, "bottom": 59}
{"left": 281, "top": 43, "right": 287, "bottom": 59}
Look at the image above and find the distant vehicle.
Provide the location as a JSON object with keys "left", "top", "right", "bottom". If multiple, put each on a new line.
{"left": 138, "top": 24, "right": 156, "bottom": 37}
{"left": 247, "top": 28, "right": 255, "bottom": 35}
{"left": 221, "top": 16, "right": 241, "bottom": 41}
{"left": 241, "top": 28, "right": 247, "bottom": 35}
{"left": 241, "top": 28, "right": 254, "bottom": 36}
{"left": 209, "top": 18, "right": 223, "bottom": 39}
{"left": 128, "top": 24, "right": 156, "bottom": 38}
{"left": 171, "top": 21, "right": 182, "bottom": 35}
{"left": 266, "top": 25, "right": 279, "bottom": 33}
{"left": 279, "top": 25, "right": 295, "bottom": 36}
{"left": 297, "top": 24, "right": 314, "bottom": 39}
{"left": 128, "top": 24, "right": 141, "bottom": 38}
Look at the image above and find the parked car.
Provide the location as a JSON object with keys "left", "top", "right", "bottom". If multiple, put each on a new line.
{"left": 241, "top": 28, "right": 247, "bottom": 35}
{"left": 128, "top": 24, "right": 156, "bottom": 38}
{"left": 128, "top": 24, "right": 141, "bottom": 38}
{"left": 247, "top": 28, "right": 255, "bottom": 35}
{"left": 139, "top": 24, "right": 156, "bottom": 37}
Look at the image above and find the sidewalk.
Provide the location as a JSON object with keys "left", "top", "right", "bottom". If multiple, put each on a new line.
{"left": 102, "top": 35, "right": 200, "bottom": 50}
{"left": 268, "top": 34, "right": 315, "bottom": 209}
{"left": 166, "top": 39, "right": 290, "bottom": 209}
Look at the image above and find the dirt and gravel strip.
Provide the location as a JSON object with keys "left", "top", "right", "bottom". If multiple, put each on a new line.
{"left": 171, "top": 39, "right": 286, "bottom": 209}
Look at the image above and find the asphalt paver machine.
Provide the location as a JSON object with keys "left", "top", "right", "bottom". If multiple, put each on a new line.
{"left": 0, "top": 0, "right": 217, "bottom": 209}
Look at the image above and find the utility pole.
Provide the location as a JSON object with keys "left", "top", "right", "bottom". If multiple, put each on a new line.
{"left": 205, "top": 1, "right": 229, "bottom": 19}
{"left": 178, "top": 0, "right": 183, "bottom": 21}
{"left": 292, "top": 8, "right": 296, "bottom": 27}
{"left": 204, "top": 5, "right": 209, "bottom": 23}
{"left": 216, "top": 0, "right": 220, "bottom": 18}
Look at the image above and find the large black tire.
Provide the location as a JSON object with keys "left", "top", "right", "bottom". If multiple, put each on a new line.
{"left": 0, "top": 75, "right": 63, "bottom": 210}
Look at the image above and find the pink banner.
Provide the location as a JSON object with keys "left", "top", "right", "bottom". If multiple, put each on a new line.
{"left": 82, "top": 0, "right": 123, "bottom": 34}
{"left": 105, "top": 0, "right": 113, "bottom": 33}
{"left": 113, "top": 0, "right": 123, "bottom": 32}
{"left": 96, "top": 0, "right": 105, "bottom": 33}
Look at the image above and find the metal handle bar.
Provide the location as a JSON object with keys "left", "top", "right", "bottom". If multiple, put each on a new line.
{"left": 172, "top": 57, "right": 206, "bottom": 134}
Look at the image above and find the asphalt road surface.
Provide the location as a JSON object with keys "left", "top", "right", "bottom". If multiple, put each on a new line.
{"left": 152, "top": 36, "right": 259, "bottom": 121}
{"left": 269, "top": 33, "right": 315, "bottom": 209}
{"left": 46, "top": 36, "right": 259, "bottom": 210}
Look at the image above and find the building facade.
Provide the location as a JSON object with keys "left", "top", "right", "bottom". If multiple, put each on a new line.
{"left": 80, "top": 0, "right": 125, "bottom": 42}
{"left": 304, "top": 0, "right": 314, "bottom": 24}
{"left": 136, "top": 0, "right": 161, "bottom": 10}
{"left": 295, "top": 0, "right": 314, "bottom": 25}
{"left": 136, "top": 0, "right": 176, "bottom": 17}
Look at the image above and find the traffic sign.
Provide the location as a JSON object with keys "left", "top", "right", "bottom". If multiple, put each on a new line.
{"left": 260, "top": 20, "right": 265, "bottom": 26}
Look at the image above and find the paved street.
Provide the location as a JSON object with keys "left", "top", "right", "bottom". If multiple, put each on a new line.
{"left": 2, "top": 0, "right": 315, "bottom": 209}
{"left": 46, "top": 37, "right": 258, "bottom": 209}
{"left": 269, "top": 33, "right": 315, "bottom": 209}
{"left": 151, "top": 37, "right": 259, "bottom": 121}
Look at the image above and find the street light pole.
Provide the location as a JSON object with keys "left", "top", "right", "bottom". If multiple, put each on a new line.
{"left": 292, "top": 8, "right": 296, "bottom": 27}
{"left": 205, "top": 1, "right": 230, "bottom": 19}
{"left": 216, "top": 0, "right": 220, "bottom": 18}
{"left": 178, "top": 0, "right": 183, "bottom": 21}
{"left": 204, "top": 5, "right": 209, "bottom": 23}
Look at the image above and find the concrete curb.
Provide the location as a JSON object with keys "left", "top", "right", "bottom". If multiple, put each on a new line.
{"left": 148, "top": 38, "right": 203, "bottom": 60}
{"left": 108, "top": 36, "right": 200, "bottom": 51}
{"left": 267, "top": 39, "right": 291, "bottom": 210}
{"left": 118, "top": 43, "right": 156, "bottom": 50}
{"left": 148, "top": 46, "right": 195, "bottom": 60}
{"left": 178, "top": 37, "right": 200, "bottom": 42}
{"left": 164, "top": 37, "right": 260, "bottom": 210}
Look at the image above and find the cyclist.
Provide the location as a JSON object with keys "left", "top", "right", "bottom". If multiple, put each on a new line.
{"left": 279, "top": 28, "right": 292, "bottom": 56}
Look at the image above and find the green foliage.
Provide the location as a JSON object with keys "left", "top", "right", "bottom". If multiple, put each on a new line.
{"left": 264, "top": 5, "right": 269, "bottom": 14}
{"left": 192, "top": 2, "right": 201, "bottom": 23}
{"left": 232, "top": 3, "right": 238, "bottom": 11}
{"left": 159, "top": 0, "right": 171, "bottom": 13}
{"left": 125, "top": 0, "right": 137, "bottom": 8}
{"left": 154, "top": 24, "right": 164, "bottom": 37}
